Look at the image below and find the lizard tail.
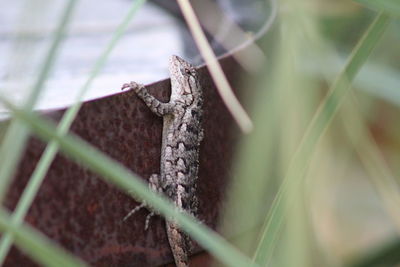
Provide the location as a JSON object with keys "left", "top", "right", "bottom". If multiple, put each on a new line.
{"left": 166, "top": 222, "right": 189, "bottom": 267}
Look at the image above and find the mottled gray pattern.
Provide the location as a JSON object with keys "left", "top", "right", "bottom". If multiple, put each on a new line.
{"left": 122, "top": 55, "right": 203, "bottom": 267}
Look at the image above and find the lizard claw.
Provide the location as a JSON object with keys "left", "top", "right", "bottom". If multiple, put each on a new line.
{"left": 123, "top": 202, "right": 146, "bottom": 221}
{"left": 121, "top": 81, "right": 142, "bottom": 92}
{"left": 144, "top": 211, "right": 155, "bottom": 231}
{"left": 121, "top": 82, "right": 131, "bottom": 91}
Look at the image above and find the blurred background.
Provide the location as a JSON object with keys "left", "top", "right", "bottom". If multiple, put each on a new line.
{"left": 0, "top": 0, "right": 400, "bottom": 266}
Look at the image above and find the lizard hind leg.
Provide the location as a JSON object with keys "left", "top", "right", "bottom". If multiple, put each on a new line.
{"left": 143, "top": 173, "right": 163, "bottom": 230}
{"left": 124, "top": 173, "right": 163, "bottom": 230}
{"left": 123, "top": 202, "right": 147, "bottom": 221}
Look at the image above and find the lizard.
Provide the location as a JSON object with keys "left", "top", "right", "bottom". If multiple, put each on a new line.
{"left": 121, "top": 55, "right": 204, "bottom": 267}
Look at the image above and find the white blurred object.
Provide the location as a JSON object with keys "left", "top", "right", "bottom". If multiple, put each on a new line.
{"left": 0, "top": 0, "right": 182, "bottom": 115}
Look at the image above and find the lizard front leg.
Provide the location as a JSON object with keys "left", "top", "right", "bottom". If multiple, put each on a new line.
{"left": 122, "top": 81, "right": 174, "bottom": 116}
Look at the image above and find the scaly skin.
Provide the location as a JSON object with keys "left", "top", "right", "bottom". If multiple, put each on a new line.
{"left": 122, "top": 55, "right": 203, "bottom": 267}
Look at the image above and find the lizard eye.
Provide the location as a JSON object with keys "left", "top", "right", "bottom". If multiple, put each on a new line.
{"left": 184, "top": 68, "right": 197, "bottom": 77}
{"left": 180, "top": 66, "right": 196, "bottom": 77}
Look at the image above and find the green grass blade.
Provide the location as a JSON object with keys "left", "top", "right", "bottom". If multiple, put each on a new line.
{"left": 252, "top": 11, "right": 391, "bottom": 266}
{"left": 176, "top": 0, "right": 253, "bottom": 133}
{"left": 341, "top": 94, "right": 400, "bottom": 227}
{"left": 0, "top": 98, "right": 258, "bottom": 267}
{"left": 0, "top": 0, "right": 147, "bottom": 263}
{"left": 0, "top": 208, "right": 87, "bottom": 267}
{"left": 0, "top": 122, "right": 30, "bottom": 201}
{"left": 355, "top": 0, "right": 400, "bottom": 17}
{"left": 304, "top": 55, "right": 400, "bottom": 106}
{"left": 0, "top": 0, "right": 78, "bottom": 203}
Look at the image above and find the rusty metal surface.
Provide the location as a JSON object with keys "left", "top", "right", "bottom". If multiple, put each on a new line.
{"left": 3, "top": 55, "right": 242, "bottom": 266}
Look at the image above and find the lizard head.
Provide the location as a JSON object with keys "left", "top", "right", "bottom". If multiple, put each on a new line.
{"left": 169, "top": 55, "right": 202, "bottom": 105}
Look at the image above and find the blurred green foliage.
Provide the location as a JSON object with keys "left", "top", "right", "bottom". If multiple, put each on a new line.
{"left": 0, "top": 0, "right": 400, "bottom": 267}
